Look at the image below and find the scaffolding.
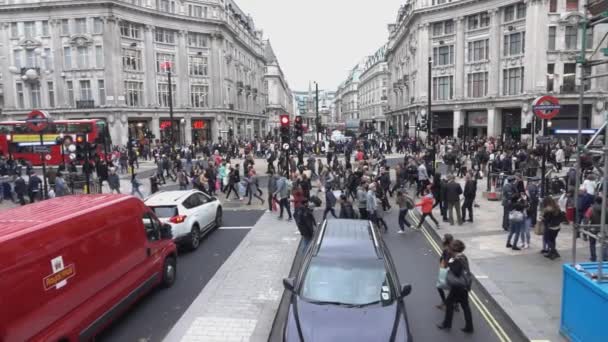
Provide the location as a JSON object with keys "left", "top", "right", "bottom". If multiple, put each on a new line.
{"left": 572, "top": 0, "right": 608, "bottom": 282}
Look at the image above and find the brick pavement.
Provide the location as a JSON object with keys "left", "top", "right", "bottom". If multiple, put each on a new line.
{"left": 164, "top": 212, "right": 300, "bottom": 342}
{"left": 427, "top": 180, "right": 590, "bottom": 342}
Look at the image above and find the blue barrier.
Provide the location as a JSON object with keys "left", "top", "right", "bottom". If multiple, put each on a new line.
{"left": 561, "top": 263, "right": 608, "bottom": 342}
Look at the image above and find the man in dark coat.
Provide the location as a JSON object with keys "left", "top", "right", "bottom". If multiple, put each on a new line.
{"left": 445, "top": 175, "right": 463, "bottom": 225}
{"left": 462, "top": 174, "right": 477, "bottom": 222}
{"left": 14, "top": 174, "right": 27, "bottom": 205}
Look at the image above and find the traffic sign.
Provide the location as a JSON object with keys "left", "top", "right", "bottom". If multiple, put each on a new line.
{"left": 536, "top": 136, "right": 552, "bottom": 144}
{"left": 532, "top": 96, "right": 560, "bottom": 120}
{"left": 282, "top": 143, "right": 290, "bottom": 150}
{"left": 26, "top": 110, "right": 51, "bottom": 132}
{"left": 33, "top": 145, "right": 51, "bottom": 153}
{"left": 45, "top": 154, "right": 52, "bottom": 161}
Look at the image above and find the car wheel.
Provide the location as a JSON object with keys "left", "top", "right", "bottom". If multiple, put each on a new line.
{"left": 215, "top": 207, "right": 223, "bottom": 228}
{"left": 189, "top": 225, "right": 201, "bottom": 250}
{"left": 161, "top": 256, "right": 176, "bottom": 288}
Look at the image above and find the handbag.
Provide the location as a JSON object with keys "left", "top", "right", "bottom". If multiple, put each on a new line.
{"left": 509, "top": 210, "right": 524, "bottom": 223}
{"left": 436, "top": 267, "right": 449, "bottom": 290}
{"left": 534, "top": 221, "right": 545, "bottom": 236}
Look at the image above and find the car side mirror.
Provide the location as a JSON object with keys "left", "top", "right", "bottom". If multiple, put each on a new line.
{"left": 400, "top": 284, "right": 412, "bottom": 298}
{"left": 160, "top": 224, "right": 173, "bottom": 240}
{"left": 283, "top": 277, "right": 295, "bottom": 293}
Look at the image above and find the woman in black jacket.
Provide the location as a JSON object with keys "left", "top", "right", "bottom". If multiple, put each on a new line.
{"left": 438, "top": 239, "right": 474, "bottom": 333}
{"left": 542, "top": 196, "right": 563, "bottom": 260}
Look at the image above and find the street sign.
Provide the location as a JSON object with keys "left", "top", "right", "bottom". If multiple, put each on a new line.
{"left": 26, "top": 110, "right": 51, "bottom": 132}
{"left": 45, "top": 154, "right": 52, "bottom": 161}
{"left": 532, "top": 95, "right": 560, "bottom": 120}
{"left": 536, "top": 136, "right": 552, "bottom": 144}
{"left": 33, "top": 145, "right": 51, "bottom": 153}
{"left": 282, "top": 143, "right": 290, "bottom": 150}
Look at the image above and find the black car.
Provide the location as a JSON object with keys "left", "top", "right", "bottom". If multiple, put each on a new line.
{"left": 283, "top": 219, "right": 413, "bottom": 342}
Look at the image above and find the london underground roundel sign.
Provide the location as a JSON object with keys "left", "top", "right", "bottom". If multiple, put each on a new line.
{"left": 26, "top": 110, "right": 51, "bottom": 132}
{"left": 532, "top": 95, "right": 561, "bottom": 120}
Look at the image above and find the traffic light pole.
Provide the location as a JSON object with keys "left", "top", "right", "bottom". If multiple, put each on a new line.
{"left": 167, "top": 64, "right": 175, "bottom": 154}
{"left": 85, "top": 135, "right": 91, "bottom": 194}
{"left": 315, "top": 82, "right": 320, "bottom": 149}
{"left": 39, "top": 132, "right": 48, "bottom": 199}
{"left": 427, "top": 57, "right": 432, "bottom": 146}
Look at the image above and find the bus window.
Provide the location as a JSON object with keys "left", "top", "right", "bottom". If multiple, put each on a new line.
{"left": 95, "top": 121, "right": 112, "bottom": 146}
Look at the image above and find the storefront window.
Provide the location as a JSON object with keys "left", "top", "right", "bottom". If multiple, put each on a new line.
{"left": 128, "top": 121, "right": 151, "bottom": 142}
{"left": 191, "top": 119, "right": 211, "bottom": 145}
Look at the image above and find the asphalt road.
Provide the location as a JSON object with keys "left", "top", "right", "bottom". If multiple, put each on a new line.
{"left": 269, "top": 207, "right": 525, "bottom": 342}
{"left": 97, "top": 209, "right": 265, "bottom": 342}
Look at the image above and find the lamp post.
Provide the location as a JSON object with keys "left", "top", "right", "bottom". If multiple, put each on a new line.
{"left": 314, "top": 81, "right": 320, "bottom": 149}
{"left": 427, "top": 57, "right": 432, "bottom": 146}
{"left": 163, "top": 61, "right": 175, "bottom": 154}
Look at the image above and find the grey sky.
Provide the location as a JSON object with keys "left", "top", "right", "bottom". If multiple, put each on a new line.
{"left": 236, "top": 0, "right": 402, "bottom": 91}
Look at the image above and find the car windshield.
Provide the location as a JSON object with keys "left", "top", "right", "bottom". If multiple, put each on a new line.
{"left": 150, "top": 206, "right": 178, "bottom": 218}
{"left": 300, "top": 257, "right": 392, "bottom": 306}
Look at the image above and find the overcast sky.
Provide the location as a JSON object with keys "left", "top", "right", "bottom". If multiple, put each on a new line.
{"left": 236, "top": 0, "right": 402, "bottom": 91}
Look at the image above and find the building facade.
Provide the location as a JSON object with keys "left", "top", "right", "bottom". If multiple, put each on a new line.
{"left": 0, "top": 0, "right": 273, "bottom": 146}
{"left": 386, "top": 0, "right": 608, "bottom": 140}
{"left": 263, "top": 39, "right": 293, "bottom": 136}
{"left": 335, "top": 62, "right": 364, "bottom": 123}
{"left": 358, "top": 44, "right": 389, "bottom": 134}
{"left": 293, "top": 86, "right": 333, "bottom": 132}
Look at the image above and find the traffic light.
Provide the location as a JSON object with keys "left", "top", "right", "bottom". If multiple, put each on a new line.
{"left": 523, "top": 122, "right": 532, "bottom": 135}
{"left": 279, "top": 114, "right": 290, "bottom": 149}
{"left": 294, "top": 115, "right": 303, "bottom": 142}
{"left": 404, "top": 123, "right": 409, "bottom": 131}
{"left": 534, "top": 117, "right": 542, "bottom": 134}
{"left": 432, "top": 114, "right": 440, "bottom": 132}
{"left": 419, "top": 115, "right": 427, "bottom": 132}
{"left": 228, "top": 127, "right": 234, "bottom": 139}
{"left": 457, "top": 125, "right": 464, "bottom": 138}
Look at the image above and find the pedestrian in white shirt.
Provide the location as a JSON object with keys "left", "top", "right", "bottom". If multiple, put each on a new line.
{"left": 555, "top": 147, "right": 565, "bottom": 171}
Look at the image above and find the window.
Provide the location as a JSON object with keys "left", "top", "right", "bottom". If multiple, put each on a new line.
{"left": 28, "top": 83, "right": 41, "bottom": 108}
{"left": 467, "top": 72, "right": 488, "bottom": 98}
{"left": 188, "top": 32, "right": 209, "bottom": 48}
{"left": 157, "top": 83, "right": 176, "bottom": 107}
{"left": 503, "top": 32, "right": 525, "bottom": 56}
{"left": 66, "top": 80, "right": 74, "bottom": 106}
{"left": 47, "top": 81, "right": 55, "bottom": 107}
{"left": 155, "top": 28, "right": 175, "bottom": 44}
{"left": 189, "top": 56, "right": 208, "bottom": 76}
{"left": 75, "top": 18, "right": 87, "bottom": 34}
{"left": 10, "top": 22, "right": 18, "bottom": 38}
{"left": 16, "top": 83, "right": 24, "bottom": 108}
{"left": 79, "top": 80, "right": 92, "bottom": 100}
{"left": 125, "top": 81, "right": 143, "bottom": 106}
{"left": 468, "top": 39, "right": 489, "bottom": 61}
{"left": 188, "top": 4, "right": 208, "bottom": 18}
{"left": 63, "top": 47, "right": 72, "bottom": 69}
{"left": 433, "top": 45, "right": 454, "bottom": 66}
{"left": 548, "top": 26, "right": 557, "bottom": 50}
{"left": 95, "top": 46, "right": 103, "bottom": 68}
{"left": 76, "top": 46, "right": 89, "bottom": 69}
{"left": 549, "top": 0, "right": 557, "bottom": 12}
{"left": 122, "top": 48, "right": 142, "bottom": 71}
{"left": 93, "top": 18, "right": 103, "bottom": 34}
{"left": 190, "top": 85, "right": 209, "bottom": 108}
{"left": 42, "top": 21, "right": 49, "bottom": 36}
{"left": 23, "top": 21, "right": 35, "bottom": 38}
{"left": 432, "top": 20, "right": 454, "bottom": 37}
{"left": 157, "top": 0, "right": 176, "bottom": 13}
{"left": 547, "top": 63, "right": 555, "bottom": 92}
{"left": 120, "top": 21, "right": 141, "bottom": 39}
{"left": 44, "top": 48, "right": 52, "bottom": 70}
{"left": 156, "top": 53, "right": 175, "bottom": 73}
{"left": 142, "top": 213, "right": 161, "bottom": 241}
{"left": 467, "top": 12, "right": 490, "bottom": 30}
{"left": 98, "top": 80, "right": 106, "bottom": 106}
{"left": 25, "top": 49, "right": 36, "bottom": 67}
{"left": 566, "top": 0, "right": 578, "bottom": 11}
{"left": 13, "top": 50, "right": 22, "bottom": 68}
{"left": 61, "top": 19, "right": 70, "bottom": 35}
{"left": 503, "top": 67, "right": 524, "bottom": 95}
{"left": 504, "top": 3, "right": 526, "bottom": 22}
{"left": 563, "top": 63, "right": 577, "bottom": 92}
{"left": 565, "top": 26, "right": 578, "bottom": 49}
{"left": 432, "top": 76, "right": 453, "bottom": 100}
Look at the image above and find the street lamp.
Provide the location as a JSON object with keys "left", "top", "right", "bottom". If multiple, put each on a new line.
{"left": 313, "top": 81, "right": 320, "bottom": 148}
{"left": 161, "top": 61, "right": 175, "bottom": 153}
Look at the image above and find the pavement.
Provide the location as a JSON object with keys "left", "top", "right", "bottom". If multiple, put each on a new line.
{"left": 424, "top": 179, "right": 591, "bottom": 342}
{"left": 164, "top": 211, "right": 300, "bottom": 342}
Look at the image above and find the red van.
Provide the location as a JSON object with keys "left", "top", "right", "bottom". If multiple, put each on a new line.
{"left": 0, "top": 194, "right": 178, "bottom": 342}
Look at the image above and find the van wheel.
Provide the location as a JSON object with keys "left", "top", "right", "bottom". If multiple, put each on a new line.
{"left": 161, "top": 256, "right": 176, "bottom": 288}
{"left": 189, "top": 225, "right": 201, "bottom": 250}
{"left": 215, "top": 207, "right": 223, "bottom": 228}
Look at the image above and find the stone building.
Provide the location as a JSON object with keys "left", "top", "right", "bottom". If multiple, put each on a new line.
{"left": 0, "top": 0, "right": 274, "bottom": 146}
{"left": 263, "top": 39, "right": 293, "bottom": 136}
{"left": 358, "top": 44, "right": 389, "bottom": 134}
{"left": 385, "top": 0, "right": 608, "bottom": 140}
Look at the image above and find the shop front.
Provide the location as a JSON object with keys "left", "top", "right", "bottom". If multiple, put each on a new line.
{"left": 128, "top": 119, "right": 152, "bottom": 142}
{"left": 191, "top": 119, "right": 212, "bottom": 145}
{"left": 465, "top": 111, "right": 488, "bottom": 138}
{"left": 433, "top": 111, "right": 454, "bottom": 137}
{"left": 159, "top": 119, "right": 184, "bottom": 145}
{"left": 501, "top": 108, "right": 523, "bottom": 142}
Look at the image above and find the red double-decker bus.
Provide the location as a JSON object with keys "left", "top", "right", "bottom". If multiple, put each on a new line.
{"left": 0, "top": 119, "right": 111, "bottom": 166}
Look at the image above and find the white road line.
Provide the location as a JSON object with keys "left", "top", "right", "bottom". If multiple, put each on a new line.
{"left": 219, "top": 226, "right": 254, "bottom": 230}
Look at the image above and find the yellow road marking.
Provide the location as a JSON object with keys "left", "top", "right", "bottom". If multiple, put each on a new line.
{"left": 408, "top": 211, "right": 512, "bottom": 342}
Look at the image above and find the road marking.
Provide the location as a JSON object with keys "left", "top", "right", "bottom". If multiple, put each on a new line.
{"left": 410, "top": 213, "right": 512, "bottom": 342}
{"left": 219, "top": 226, "right": 253, "bottom": 230}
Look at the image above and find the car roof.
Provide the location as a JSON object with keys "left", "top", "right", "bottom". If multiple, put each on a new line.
{"left": 144, "top": 190, "right": 198, "bottom": 206}
{"left": 0, "top": 195, "right": 139, "bottom": 240}
{"left": 315, "top": 219, "right": 381, "bottom": 259}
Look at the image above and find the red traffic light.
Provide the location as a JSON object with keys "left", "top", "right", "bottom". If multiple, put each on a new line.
{"left": 280, "top": 115, "right": 290, "bottom": 127}
{"left": 294, "top": 116, "right": 302, "bottom": 124}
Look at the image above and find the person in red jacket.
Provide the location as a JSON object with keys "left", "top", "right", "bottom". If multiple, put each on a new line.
{"left": 416, "top": 189, "right": 440, "bottom": 229}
